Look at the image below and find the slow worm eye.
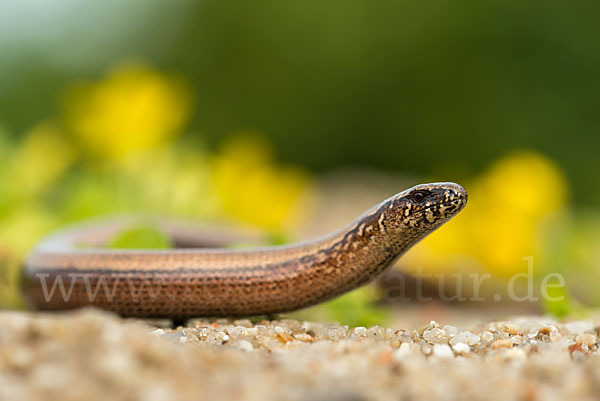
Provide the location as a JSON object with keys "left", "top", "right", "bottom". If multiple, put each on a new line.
{"left": 411, "top": 191, "right": 426, "bottom": 203}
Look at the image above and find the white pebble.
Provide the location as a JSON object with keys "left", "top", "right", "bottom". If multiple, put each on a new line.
{"left": 353, "top": 327, "right": 367, "bottom": 336}
{"left": 432, "top": 344, "right": 453, "bottom": 358}
{"left": 450, "top": 331, "right": 481, "bottom": 346}
{"left": 443, "top": 325, "right": 458, "bottom": 337}
{"left": 400, "top": 342, "right": 413, "bottom": 354}
{"left": 423, "top": 328, "right": 448, "bottom": 344}
{"left": 564, "top": 321, "right": 593, "bottom": 335}
{"left": 238, "top": 340, "right": 254, "bottom": 352}
{"left": 393, "top": 343, "right": 412, "bottom": 360}
{"left": 151, "top": 329, "right": 165, "bottom": 336}
{"left": 481, "top": 331, "right": 494, "bottom": 344}
{"left": 179, "top": 336, "right": 188, "bottom": 344}
{"left": 367, "top": 326, "right": 384, "bottom": 339}
{"left": 452, "top": 343, "right": 470, "bottom": 354}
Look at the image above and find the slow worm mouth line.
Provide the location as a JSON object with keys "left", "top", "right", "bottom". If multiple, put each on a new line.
{"left": 412, "top": 199, "right": 464, "bottom": 218}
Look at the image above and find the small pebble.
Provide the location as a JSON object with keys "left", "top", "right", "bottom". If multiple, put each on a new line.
{"left": 432, "top": 344, "right": 453, "bottom": 359}
{"left": 443, "top": 325, "right": 458, "bottom": 337}
{"left": 576, "top": 334, "right": 597, "bottom": 346}
{"left": 481, "top": 331, "right": 495, "bottom": 345}
{"left": 393, "top": 343, "right": 411, "bottom": 360}
{"left": 492, "top": 339, "right": 512, "bottom": 349}
{"left": 565, "top": 322, "right": 594, "bottom": 335}
{"left": 503, "top": 323, "right": 521, "bottom": 335}
{"left": 237, "top": 340, "right": 254, "bottom": 352}
{"left": 2, "top": 310, "right": 599, "bottom": 401}
{"left": 277, "top": 332, "right": 293, "bottom": 343}
{"left": 293, "top": 333, "right": 314, "bottom": 342}
{"left": 450, "top": 331, "right": 481, "bottom": 346}
{"left": 423, "top": 328, "right": 448, "bottom": 344}
{"left": 353, "top": 327, "right": 367, "bottom": 337}
{"left": 367, "top": 326, "right": 384, "bottom": 339}
{"left": 452, "top": 343, "right": 470, "bottom": 354}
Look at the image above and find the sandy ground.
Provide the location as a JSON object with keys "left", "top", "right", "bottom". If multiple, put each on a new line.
{"left": 1, "top": 309, "right": 599, "bottom": 401}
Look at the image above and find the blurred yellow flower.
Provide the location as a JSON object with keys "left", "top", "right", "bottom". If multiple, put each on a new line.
{"left": 399, "top": 150, "right": 568, "bottom": 278}
{"left": 64, "top": 63, "right": 191, "bottom": 159}
{"left": 0, "top": 204, "right": 56, "bottom": 257}
{"left": 0, "top": 203, "right": 55, "bottom": 308}
{"left": 116, "top": 145, "right": 220, "bottom": 217}
{"left": 3, "top": 121, "right": 76, "bottom": 199}
{"left": 56, "top": 142, "right": 222, "bottom": 222}
{"left": 211, "top": 133, "right": 310, "bottom": 232}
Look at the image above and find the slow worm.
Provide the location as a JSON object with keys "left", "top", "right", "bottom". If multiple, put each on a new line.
{"left": 21, "top": 182, "right": 467, "bottom": 317}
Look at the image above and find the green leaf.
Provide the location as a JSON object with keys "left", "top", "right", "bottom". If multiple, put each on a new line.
{"left": 540, "top": 281, "right": 588, "bottom": 319}
{"left": 541, "top": 283, "right": 571, "bottom": 318}
{"left": 290, "top": 286, "right": 389, "bottom": 327}
{"left": 107, "top": 225, "right": 173, "bottom": 250}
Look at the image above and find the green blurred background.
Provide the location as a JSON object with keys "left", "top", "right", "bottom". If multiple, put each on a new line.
{"left": 1, "top": 0, "right": 599, "bottom": 325}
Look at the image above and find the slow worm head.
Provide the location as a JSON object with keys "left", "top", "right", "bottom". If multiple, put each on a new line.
{"left": 22, "top": 182, "right": 467, "bottom": 317}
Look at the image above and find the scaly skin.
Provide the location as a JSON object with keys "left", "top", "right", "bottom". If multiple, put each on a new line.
{"left": 21, "top": 182, "right": 467, "bottom": 317}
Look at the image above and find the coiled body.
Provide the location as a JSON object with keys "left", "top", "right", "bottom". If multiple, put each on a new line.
{"left": 21, "top": 183, "right": 467, "bottom": 317}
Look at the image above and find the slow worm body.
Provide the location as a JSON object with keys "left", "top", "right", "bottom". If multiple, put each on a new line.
{"left": 22, "top": 182, "right": 467, "bottom": 317}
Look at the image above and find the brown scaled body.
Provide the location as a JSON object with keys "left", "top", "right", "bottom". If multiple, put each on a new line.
{"left": 21, "top": 183, "right": 467, "bottom": 317}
